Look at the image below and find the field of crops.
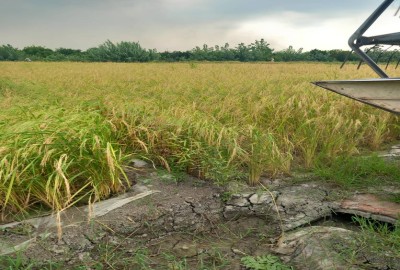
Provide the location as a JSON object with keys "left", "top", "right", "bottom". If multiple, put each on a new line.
{"left": 0, "top": 62, "right": 399, "bottom": 221}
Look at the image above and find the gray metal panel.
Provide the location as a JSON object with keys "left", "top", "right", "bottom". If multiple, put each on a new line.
{"left": 313, "top": 79, "right": 400, "bottom": 114}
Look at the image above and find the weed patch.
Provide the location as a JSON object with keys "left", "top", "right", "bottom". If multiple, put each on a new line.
{"left": 314, "top": 155, "right": 400, "bottom": 188}
{"left": 352, "top": 216, "right": 400, "bottom": 262}
{"left": 241, "top": 254, "right": 294, "bottom": 270}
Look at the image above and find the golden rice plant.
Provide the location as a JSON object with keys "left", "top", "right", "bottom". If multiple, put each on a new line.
{"left": 0, "top": 61, "right": 399, "bottom": 219}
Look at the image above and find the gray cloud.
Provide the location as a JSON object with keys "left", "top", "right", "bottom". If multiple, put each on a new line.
{"left": 0, "top": 0, "right": 398, "bottom": 51}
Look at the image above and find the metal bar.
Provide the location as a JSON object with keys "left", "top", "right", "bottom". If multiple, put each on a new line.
{"left": 396, "top": 56, "right": 400, "bottom": 68}
{"left": 375, "top": 45, "right": 392, "bottom": 64}
{"left": 358, "top": 32, "right": 400, "bottom": 46}
{"left": 357, "top": 45, "right": 377, "bottom": 69}
{"left": 385, "top": 49, "right": 398, "bottom": 69}
{"left": 340, "top": 50, "right": 353, "bottom": 69}
{"left": 348, "top": 0, "right": 394, "bottom": 78}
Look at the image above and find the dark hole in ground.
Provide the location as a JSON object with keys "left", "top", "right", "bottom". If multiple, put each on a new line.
{"left": 313, "top": 212, "right": 397, "bottom": 232}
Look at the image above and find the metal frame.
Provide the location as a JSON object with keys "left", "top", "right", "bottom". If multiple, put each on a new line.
{"left": 313, "top": 1, "right": 400, "bottom": 114}
{"left": 348, "top": 0, "right": 399, "bottom": 78}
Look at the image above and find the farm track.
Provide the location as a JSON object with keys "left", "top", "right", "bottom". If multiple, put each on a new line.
{"left": 1, "top": 163, "right": 399, "bottom": 269}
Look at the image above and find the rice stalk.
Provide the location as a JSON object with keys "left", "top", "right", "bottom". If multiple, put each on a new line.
{"left": 0, "top": 62, "right": 399, "bottom": 219}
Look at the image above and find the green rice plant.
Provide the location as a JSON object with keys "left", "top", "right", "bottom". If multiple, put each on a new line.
{"left": 244, "top": 126, "right": 290, "bottom": 185}
{"left": 0, "top": 105, "right": 128, "bottom": 221}
{"left": 107, "top": 106, "right": 246, "bottom": 183}
{"left": 364, "top": 113, "right": 394, "bottom": 150}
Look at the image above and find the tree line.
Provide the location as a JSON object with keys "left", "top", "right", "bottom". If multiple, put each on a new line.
{"left": 0, "top": 39, "right": 396, "bottom": 63}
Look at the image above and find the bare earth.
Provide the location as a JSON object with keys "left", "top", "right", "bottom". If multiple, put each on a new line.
{"left": 1, "top": 164, "right": 399, "bottom": 270}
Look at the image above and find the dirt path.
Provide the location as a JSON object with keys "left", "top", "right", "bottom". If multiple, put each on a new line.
{"left": 1, "top": 164, "right": 399, "bottom": 269}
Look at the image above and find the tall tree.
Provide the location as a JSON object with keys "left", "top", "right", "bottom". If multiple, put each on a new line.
{"left": 0, "top": 44, "right": 21, "bottom": 61}
{"left": 23, "top": 46, "right": 54, "bottom": 59}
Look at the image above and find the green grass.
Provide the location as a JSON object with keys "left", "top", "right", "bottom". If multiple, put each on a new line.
{"left": 241, "top": 254, "right": 294, "bottom": 270}
{"left": 352, "top": 216, "right": 400, "bottom": 262}
{"left": 0, "top": 253, "right": 63, "bottom": 270}
{"left": 314, "top": 154, "right": 400, "bottom": 188}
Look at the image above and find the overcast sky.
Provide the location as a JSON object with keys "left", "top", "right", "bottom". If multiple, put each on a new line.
{"left": 1, "top": 0, "right": 400, "bottom": 52}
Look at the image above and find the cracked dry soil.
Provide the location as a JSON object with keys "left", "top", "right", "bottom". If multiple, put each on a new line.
{"left": 1, "top": 166, "right": 400, "bottom": 270}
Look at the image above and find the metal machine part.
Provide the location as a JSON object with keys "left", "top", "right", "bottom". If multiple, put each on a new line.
{"left": 348, "top": 0, "right": 397, "bottom": 78}
{"left": 314, "top": 0, "right": 400, "bottom": 113}
{"left": 314, "top": 78, "right": 400, "bottom": 114}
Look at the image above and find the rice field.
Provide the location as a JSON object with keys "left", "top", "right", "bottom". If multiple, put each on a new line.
{"left": 0, "top": 61, "right": 399, "bottom": 221}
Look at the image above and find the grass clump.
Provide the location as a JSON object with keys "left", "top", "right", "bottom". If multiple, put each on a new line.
{"left": 0, "top": 253, "right": 63, "bottom": 270}
{"left": 314, "top": 154, "right": 400, "bottom": 188}
{"left": 352, "top": 216, "right": 400, "bottom": 261}
{"left": 241, "top": 254, "right": 294, "bottom": 270}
